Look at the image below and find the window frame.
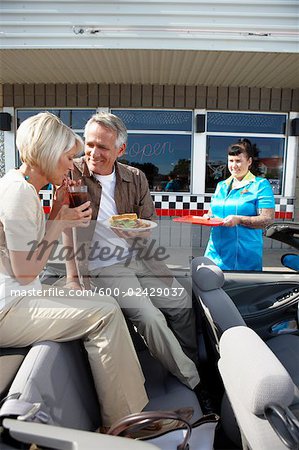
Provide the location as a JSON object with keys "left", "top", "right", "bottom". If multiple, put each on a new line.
{"left": 194, "top": 109, "right": 289, "bottom": 196}
{"left": 111, "top": 108, "right": 194, "bottom": 194}
{"left": 13, "top": 107, "right": 294, "bottom": 199}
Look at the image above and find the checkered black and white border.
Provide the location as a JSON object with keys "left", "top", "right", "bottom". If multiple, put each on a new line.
{"left": 151, "top": 194, "right": 295, "bottom": 220}
{"left": 39, "top": 190, "right": 295, "bottom": 220}
{"left": 39, "top": 190, "right": 52, "bottom": 214}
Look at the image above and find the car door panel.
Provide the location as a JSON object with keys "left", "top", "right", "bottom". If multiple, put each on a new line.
{"left": 223, "top": 271, "right": 299, "bottom": 340}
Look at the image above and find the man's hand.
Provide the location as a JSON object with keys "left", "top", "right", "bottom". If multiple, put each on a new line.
{"left": 113, "top": 228, "right": 152, "bottom": 240}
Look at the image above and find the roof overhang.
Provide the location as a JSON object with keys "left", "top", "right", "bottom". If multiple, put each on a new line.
{"left": 1, "top": 1, "right": 298, "bottom": 88}
{"left": 1, "top": 48, "right": 299, "bottom": 88}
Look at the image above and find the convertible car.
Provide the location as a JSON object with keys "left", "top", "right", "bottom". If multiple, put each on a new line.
{"left": 0, "top": 222, "right": 298, "bottom": 450}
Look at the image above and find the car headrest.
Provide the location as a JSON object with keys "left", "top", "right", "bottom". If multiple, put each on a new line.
{"left": 192, "top": 258, "right": 225, "bottom": 291}
{"left": 219, "top": 327, "right": 295, "bottom": 416}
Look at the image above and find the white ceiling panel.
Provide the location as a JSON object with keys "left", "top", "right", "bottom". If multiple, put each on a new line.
{"left": 1, "top": 49, "right": 298, "bottom": 88}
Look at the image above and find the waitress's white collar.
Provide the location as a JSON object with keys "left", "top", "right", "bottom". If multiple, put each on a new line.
{"left": 225, "top": 171, "right": 256, "bottom": 190}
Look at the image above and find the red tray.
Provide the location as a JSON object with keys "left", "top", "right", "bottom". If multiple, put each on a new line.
{"left": 173, "top": 216, "right": 224, "bottom": 226}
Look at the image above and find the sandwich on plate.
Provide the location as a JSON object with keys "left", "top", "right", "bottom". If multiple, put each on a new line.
{"left": 109, "top": 213, "right": 151, "bottom": 229}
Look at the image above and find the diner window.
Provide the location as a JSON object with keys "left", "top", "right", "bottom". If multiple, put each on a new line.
{"left": 205, "top": 112, "right": 287, "bottom": 195}
{"left": 112, "top": 110, "right": 193, "bottom": 192}
{"left": 16, "top": 109, "right": 96, "bottom": 166}
{"left": 16, "top": 109, "right": 95, "bottom": 130}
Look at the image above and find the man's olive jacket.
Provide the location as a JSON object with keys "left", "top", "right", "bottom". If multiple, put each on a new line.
{"left": 72, "top": 157, "right": 173, "bottom": 285}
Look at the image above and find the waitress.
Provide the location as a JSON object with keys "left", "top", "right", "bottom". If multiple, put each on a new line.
{"left": 204, "top": 139, "right": 275, "bottom": 271}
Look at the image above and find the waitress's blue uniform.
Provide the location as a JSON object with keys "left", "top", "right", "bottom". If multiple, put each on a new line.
{"left": 204, "top": 172, "right": 275, "bottom": 271}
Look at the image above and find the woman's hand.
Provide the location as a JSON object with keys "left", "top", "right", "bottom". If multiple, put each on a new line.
{"left": 224, "top": 209, "right": 274, "bottom": 229}
{"left": 53, "top": 184, "right": 69, "bottom": 205}
{"left": 222, "top": 209, "right": 274, "bottom": 228}
{"left": 52, "top": 177, "right": 83, "bottom": 209}
{"left": 222, "top": 215, "right": 241, "bottom": 227}
{"left": 50, "top": 177, "right": 78, "bottom": 219}
{"left": 58, "top": 202, "right": 92, "bottom": 230}
{"left": 64, "top": 278, "right": 83, "bottom": 291}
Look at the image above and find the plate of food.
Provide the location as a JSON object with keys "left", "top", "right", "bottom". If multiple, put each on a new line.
{"left": 104, "top": 213, "right": 158, "bottom": 231}
{"left": 173, "top": 216, "right": 224, "bottom": 226}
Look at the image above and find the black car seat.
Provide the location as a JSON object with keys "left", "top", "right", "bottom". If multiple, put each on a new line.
{"left": 191, "top": 256, "right": 299, "bottom": 389}
{"left": 0, "top": 347, "right": 29, "bottom": 401}
{"left": 191, "top": 256, "right": 299, "bottom": 446}
{"left": 0, "top": 264, "right": 218, "bottom": 448}
{"left": 218, "top": 326, "right": 299, "bottom": 450}
{"left": 0, "top": 338, "right": 203, "bottom": 426}
{"left": 191, "top": 257, "right": 246, "bottom": 354}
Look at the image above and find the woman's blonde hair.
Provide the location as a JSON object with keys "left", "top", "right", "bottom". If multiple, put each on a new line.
{"left": 16, "top": 112, "right": 83, "bottom": 178}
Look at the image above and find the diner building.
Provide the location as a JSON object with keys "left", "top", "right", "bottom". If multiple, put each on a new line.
{"left": 1, "top": 0, "right": 298, "bottom": 229}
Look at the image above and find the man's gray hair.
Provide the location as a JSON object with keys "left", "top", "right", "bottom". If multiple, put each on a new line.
{"left": 84, "top": 112, "right": 128, "bottom": 148}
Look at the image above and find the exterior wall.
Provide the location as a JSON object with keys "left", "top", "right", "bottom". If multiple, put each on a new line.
{"left": 2, "top": 84, "right": 299, "bottom": 112}
{"left": 0, "top": 86, "right": 3, "bottom": 109}
{"left": 1, "top": 1, "right": 297, "bottom": 259}
{"left": 0, "top": 132, "right": 4, "bottom": 178}
{"left": 295, "top": 154, "right": 299, "bottom": 222}
{"left": 2, "top": 83, "right": 298, "bottom": 223}
{"left": 0, "top": 86, "right": 4, "bottom": 177}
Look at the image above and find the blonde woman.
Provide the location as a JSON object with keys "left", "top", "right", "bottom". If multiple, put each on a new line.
{"left": 0, "top": 112, "right": 149, "bottom": 428}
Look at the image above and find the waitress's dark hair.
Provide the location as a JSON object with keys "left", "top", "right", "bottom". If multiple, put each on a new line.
{"left": 228, "top": 138, "right": 261, "bottom": 175}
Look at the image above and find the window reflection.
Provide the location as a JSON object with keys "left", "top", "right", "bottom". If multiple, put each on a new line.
{"left": 120, "top": 133, "right": 191, "bottom": 192}
{"left": 206, "top": 136, "right": 285, "bottom": 194}
{"left": 17, "top": 109, "right": 95, "bottom": 129}
{"left": 112, "top": 110, "right": 193, "bottom": 193}
{"left": 207, "top": 112, "right": 286, "bottom": 134}
{"left": 16, "top": 109, "right": 95, "bottom": 166}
